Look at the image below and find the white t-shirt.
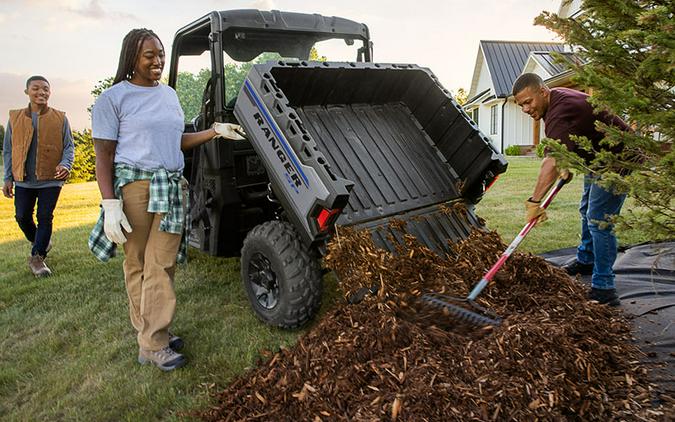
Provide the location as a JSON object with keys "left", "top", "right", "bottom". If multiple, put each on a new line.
{"left": 92, "top": 81, "right": 185, "bottom": 172}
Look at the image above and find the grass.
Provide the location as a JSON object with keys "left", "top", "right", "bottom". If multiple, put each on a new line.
{"left": 0, "top": 157, "right": 650, "bottom": 420}
{"left": 0, "top": 182, "right": 329, "bottom": 421}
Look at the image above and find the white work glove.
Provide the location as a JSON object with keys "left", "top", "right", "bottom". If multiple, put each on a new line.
{"left": 101, "top": 199, "right": 132, "bottom": 244}
{"left": 213, "top": 123, "right": 246, "bottom": 141}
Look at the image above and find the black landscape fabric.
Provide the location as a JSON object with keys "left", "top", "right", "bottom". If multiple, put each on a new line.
{"left": 542, "top": 242, "right": 675, "bottom": 398}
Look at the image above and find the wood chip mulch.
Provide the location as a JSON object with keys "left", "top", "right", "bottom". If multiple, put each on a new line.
{"left": 199, "top": 225, "right": 674, "bottom": 421}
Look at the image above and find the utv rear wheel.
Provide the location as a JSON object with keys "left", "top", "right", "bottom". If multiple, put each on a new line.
{"left": 241, "top": 221, "right": 322, "bottom": 328}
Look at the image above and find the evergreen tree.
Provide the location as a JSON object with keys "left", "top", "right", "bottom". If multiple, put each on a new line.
{"left": 535, "top": 0, "right": 674, "bottom": 240}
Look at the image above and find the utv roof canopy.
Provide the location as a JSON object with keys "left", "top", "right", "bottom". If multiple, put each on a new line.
{"left": 172, "top": 9, "right": 371, "bottom": 61}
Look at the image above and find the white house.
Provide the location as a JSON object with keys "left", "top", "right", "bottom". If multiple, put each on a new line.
{"left": 558, "top": 0, "right": 584, "bottom": 19}
{"left": 463, "top": 41, "right": 567, "bottom": 153}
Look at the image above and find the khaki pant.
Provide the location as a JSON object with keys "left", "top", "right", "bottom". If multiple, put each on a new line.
{"left": 121, "top": 180, "right": 181, "bottom": 351}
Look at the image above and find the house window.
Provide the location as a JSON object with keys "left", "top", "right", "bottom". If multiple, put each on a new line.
{"left": 471, "top": 108, "right": 479, "bottom": 125}
{"left": 490, "top": 104, "right": 498, "bottom": 135}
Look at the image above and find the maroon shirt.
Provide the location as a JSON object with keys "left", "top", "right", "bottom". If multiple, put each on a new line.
{"left": 543, "top": 87, "right": 630, "bottom": 164}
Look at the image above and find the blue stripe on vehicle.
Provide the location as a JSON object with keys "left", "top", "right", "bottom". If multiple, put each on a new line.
{"left": 243, "top": 79, "right": 310, "bottom": 188}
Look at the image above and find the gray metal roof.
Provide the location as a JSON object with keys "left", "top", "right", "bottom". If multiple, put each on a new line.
{"left": 531, "top": 51, "right": 583, "bottom": 76}
{"left": 464, "top": 88, "right": 490, "bottom": 107}
{"left": 481, "top": 41, "right": 564, "bottom": 97}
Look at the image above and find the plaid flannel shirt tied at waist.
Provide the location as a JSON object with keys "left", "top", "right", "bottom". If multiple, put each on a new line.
{"left": 88, "top": 164, "right": 188, "bottom": 263}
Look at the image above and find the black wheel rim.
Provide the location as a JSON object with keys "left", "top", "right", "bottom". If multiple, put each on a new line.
{"left": 248, "top": 252, "right": 279, "bottom": 310}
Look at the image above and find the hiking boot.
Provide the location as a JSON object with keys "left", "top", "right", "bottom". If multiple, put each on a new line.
{"left": 563, "top": 260, "right": 594, "bottom": 276}
{"left": 138, "top": 347, "right": 186, "bottom": 372}
{"left": 28, "top": 255, "right": 52, "bottom": 277}
{"left": 588, "top": 288, "right": 621, "bottom": 307}
{"left": 168, "top": 332, "right": 184, "bottom": 351}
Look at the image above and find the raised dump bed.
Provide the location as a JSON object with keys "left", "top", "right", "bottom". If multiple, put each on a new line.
{"left": 235, "top": 61, "right": 506, "bottom": 255}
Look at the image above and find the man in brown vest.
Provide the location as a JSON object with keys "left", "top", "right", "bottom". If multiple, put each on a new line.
{"left": 2, "top": 76, "right": 74, "bottom": 277}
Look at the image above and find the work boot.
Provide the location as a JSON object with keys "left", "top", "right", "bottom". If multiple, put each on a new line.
{"left": 28, "top": 255, "right": 52, "bottom": 277}
{"left": 563, "top": 260, "right": 594, "bottom": 276}
{"left": 168, "top": 332, "right": 184, "bottom": 351}
{"left": 588, "top": 288, "right": 621, "bottom": 307}
{"left": 138, "top": 347, "right": 186, "bottom": 372}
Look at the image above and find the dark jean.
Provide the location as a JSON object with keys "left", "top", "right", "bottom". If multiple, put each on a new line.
{"left": 576, "top": 175, "right": 626, "bottom": 290}
{"left": 14, "top": 186, "right": 62, "bottom": 257}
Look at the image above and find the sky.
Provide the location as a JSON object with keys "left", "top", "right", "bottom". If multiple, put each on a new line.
{"left": 0, "top": 0, "right": 562, "bottom": 130}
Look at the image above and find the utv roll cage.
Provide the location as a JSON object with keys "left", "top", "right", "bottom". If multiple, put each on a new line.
{"left": 168, "top": 9, "right": 373, "bottom": 113}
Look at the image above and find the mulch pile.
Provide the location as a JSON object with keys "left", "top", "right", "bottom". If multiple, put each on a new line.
{"left": 200, "top": 224, "right": 674, "bottom": 421}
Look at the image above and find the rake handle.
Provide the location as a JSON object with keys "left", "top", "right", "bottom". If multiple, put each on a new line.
{"left": 467, "top": 176, "right": 570, "bottom": 301}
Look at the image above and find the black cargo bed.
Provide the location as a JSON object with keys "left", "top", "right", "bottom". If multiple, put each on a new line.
{"left": 297, "top": 103, "right": 460, "bottom": 225}
{"left": 235, "top": 62, "right": 507, "bottom": 255}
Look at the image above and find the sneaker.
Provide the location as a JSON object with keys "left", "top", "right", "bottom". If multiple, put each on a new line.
{"left": 588, "top": 288, "right": 621, "bottom": 307}
{"left": 563, "top": 260, "right": 594, "bottom": 276}
{"left": 138, "top": 347, "right": 186, "bottom": 371}
{"left": 28, "top": 255, "right": 52, "bottom": 277}
{"left": 168, "top": 332, "right": 184, "bottom": 351}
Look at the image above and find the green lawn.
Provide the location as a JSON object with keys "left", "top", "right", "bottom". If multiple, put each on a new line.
{"left": 0, "top": 157, "right": 650, "bottom": 420}
{"left": 0, "top": 182, "right": 314, "bottom": 421}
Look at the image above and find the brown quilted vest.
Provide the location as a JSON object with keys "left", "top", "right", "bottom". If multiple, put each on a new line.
{"left": 8, "top": 105, "right": 65, "bottom": 181}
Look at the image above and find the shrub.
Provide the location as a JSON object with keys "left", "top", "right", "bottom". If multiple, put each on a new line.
{"left": 504, "top": 145, "right": 521, "bottom": 156}
{"left": 69, "top": 129, "right": 96, "bottom": 183}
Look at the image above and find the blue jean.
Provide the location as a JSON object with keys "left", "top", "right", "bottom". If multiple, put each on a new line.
{"left": 14, "top": 186, "right": 62, "bottom": 257}
{"left": 576, "top": 176, "right": 626, "bottom": 290}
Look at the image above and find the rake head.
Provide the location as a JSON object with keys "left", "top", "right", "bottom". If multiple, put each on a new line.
{"left": 418, "top": 293, "right": 502, "bottom": 327}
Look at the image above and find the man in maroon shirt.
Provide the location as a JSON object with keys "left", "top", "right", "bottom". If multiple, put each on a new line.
{"left": 512, "top": 73, "right": 630, "bottom": 306}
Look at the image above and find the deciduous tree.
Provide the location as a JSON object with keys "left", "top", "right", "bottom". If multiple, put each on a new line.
{"left": 88, "top": 77, "right": 114, "bottom": 115}
{"left": 176, "top": 69, "right": 211, "bottom": 122}
{"left": 69, "top": 129, "right": 96, "bottom": 183}
{"left": 453, "top": 88, "right": 468, "bottom": 105}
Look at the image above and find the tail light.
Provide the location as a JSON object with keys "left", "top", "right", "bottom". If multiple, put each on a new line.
{"left": 485, "top": 174, "right": 500, "bottom": 191}
{"left": 316, "top": 207, "right": 342, "bottom": 232}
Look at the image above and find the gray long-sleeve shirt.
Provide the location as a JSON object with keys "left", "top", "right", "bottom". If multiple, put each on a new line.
{"left": 3, "top": 112, "right": 75, "bottom": 188}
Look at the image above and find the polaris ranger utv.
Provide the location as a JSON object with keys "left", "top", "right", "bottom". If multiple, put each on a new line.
{"left": 168, "top": 10, "right": 507, "bottom": 329}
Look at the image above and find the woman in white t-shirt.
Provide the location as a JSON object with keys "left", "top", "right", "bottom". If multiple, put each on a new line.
{"left": 91, "top": 28, "right": 244, "bottom": 372}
